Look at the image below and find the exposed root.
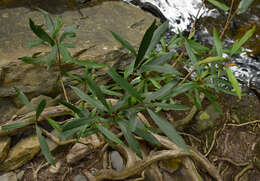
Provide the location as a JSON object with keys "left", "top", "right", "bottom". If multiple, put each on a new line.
{"left": 204, "top": 130, "right": 218, "bottom": 157}
{"left": 234, "top": 163, "right": 254, "bottom": 181}
{"left": 227, "top": 120, "right": 260, "bottom": 127}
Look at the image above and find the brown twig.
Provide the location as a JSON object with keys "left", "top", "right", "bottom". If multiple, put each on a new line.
{"left": 204, "top": 130, "right": 218, "bottom": 157}
{"left": 234, "top": 163, "right": 254, "bottom": 181}
{"left": 227, "top": 120, "right": 260, "bottom": 127}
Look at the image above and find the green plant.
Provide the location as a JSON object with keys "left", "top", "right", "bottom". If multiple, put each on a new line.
{"left": 2, "top": 87, "right": 56, "bottom": 166}
{"left": 18, "top": 8, "right": 79, "bottom": 102}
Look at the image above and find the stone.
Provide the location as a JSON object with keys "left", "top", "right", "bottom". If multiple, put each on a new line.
{"left": 73, "top": 174, "right": 88, "bottom": 181}
{"left": 0, "top": 134, "right": 40, "bottom": 171}
{"left": 0, "top": 171, "right": 17, "bottom": 181}
{"left": 0, "top": 136, "right": 11, "bottom": 163}
{"left": 0, "top": 1, "right": 157, "bottom": 124}
{"left": 66, "top": 134, "right": 102, "bottom": 164}
{"left": 193, "top": 104, "right": 221, "bottom": 133}
{"left": 110, "top": 150, "right": 124, "bottom": 171}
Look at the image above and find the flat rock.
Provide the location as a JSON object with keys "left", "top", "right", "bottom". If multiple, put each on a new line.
{"left": 0, "top": 171, "right": 17, "bottom": 181}
{"left": 0, "top": 136, "right": 11, "bottom": 163}
{"left": 0, "top": 134, "right": 40, "bottom": 171}
{"left": 0, "top": 1, "right": 157, "bottom": 124}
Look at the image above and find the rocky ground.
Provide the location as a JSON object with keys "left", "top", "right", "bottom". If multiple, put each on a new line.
{"left": 0, "top": 0, "right": 260, "bottom": 180}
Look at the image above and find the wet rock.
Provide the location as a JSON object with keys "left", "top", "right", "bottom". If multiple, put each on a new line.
{"left": 0, "top": 134, "right": 40, "bottom": 171}
{"left": 0, "top": 171, "right": 17, "bottom": 181}
{"left": 0, "top": 136, "right": 11, "bottom": 163}
{"left": 73, "top": 174, "right": 88, "bottom": 181}
{"left": 110, "top": 150, "right": 124, "bottom": 171}
{"left": 193, "top": 104, "right": 221, "bottom": 133}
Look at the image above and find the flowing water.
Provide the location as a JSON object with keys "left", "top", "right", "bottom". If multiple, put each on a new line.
{"left": 124, "top": 0, "right": 260, "bottom": 94}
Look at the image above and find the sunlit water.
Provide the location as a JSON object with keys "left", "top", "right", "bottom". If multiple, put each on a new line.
{"left": 123, "top": 0, "right": 260, "bottom": 93}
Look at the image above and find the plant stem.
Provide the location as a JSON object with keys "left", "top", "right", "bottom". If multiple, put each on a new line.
{"left": 56, "top": 42, "right": 70, "bottom": 103}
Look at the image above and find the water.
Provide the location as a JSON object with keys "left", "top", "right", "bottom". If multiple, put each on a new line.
{"left": 123, "top": 0, "right": 260, "bottom": 93}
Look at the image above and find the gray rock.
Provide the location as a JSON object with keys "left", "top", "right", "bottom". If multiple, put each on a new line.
{"left": 0, "top": 171, "right": 17, "bottom": 181}
{"left": 110, "top": 150, "right": 124, "bottom": 171}
{"left": 73, "top": 174, "right": 88, "bottom": 181}
{"left": 193, "top": 104, "right": 221, "bottom": 133}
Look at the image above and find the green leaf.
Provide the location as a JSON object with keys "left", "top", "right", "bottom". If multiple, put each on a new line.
{"left": 100, "top": 86, "right": 123, "bottom": 97}
{"left": 47, "top": 118, "right": 62, "bottom": 133}
{"left": 59, "top": 127, "right": 81, "bottom": 141}
{"left": 147, "top": 109, "right": 189, "bottom": 152}
{"left": 207, "top": 0, "right": 229, "bottom": 11}
{"left": 1, "top": 121, "right": 32, "bottom": 131}
{"left": 237, "top": 0, "right": 254, "bottom": 15}
{"left": 188, "top": 39, "right": 209, "bottom": 54}
{"left": 57, "top": 43, "right": 73, "bottom": 62}
{"left": 36, "top": 100, "right": 46, "bottom": 121}
{"left": 28, "top": 39, "right": 45, "bottom": 48}
{"left": 134, "top": 128, "right": 160, "bottom": 146}
{"left": 84, "top": 74, "right": 110, "bottom": 111}
{"left": 37, "top": 8, "right": 54, "bottom": 33}
{"left": 118, "top": 121, "right": 142, "bottom": 158}
{"left": 213, "top": 27, "right": 223, "bottom": 56}
{"left": 60, "top": 100, "right": 85, "bottom": 117}
{"left": 140, "top": 52, "right": 175, "bottom": 67}
{"left": 60, "top": 24, "right": 78, "bottom": 42}
{"left": 124, "top": 60, "right": 135, "bottom": 78}
{"left": 144, "top": 80, "right": 178, "bottom": 102}
{"left": 36, "top": 124, "right": 55, "bottom": 166}
{"left": 225, "top": 66, "right": 241, "bottom": 99}
{"left": 47, "top": 45, "right": 57, "bottom": 68}
{"left": 135, "top": 20, "right": 157, "bottom": 68}
{"left": 108, "top": 67, "right": 142, "bottom": 102}
{"left": 62, "top": 43, "right": 76, "bottom": 48}
{"left": 128, "top": 112, "right": 138, "bottom": 132}
{"left": 148, "top": 78, "right": 162, "bottom": 89}
{"left": 196, "top": 56, "right": 225, "bottom": 65}
{"left": 14, "top": 87, "right": 34, "bottom": 111}
{"left": 141, "top": 64, "right": 183, "bottom": 76}
{"left": 29, "top": 18, "right": 55, "bottom": 46}
{"left": 70, "top": 86, "right": 107, "bottom": 111}
{"left": 145, "top": 20, "right": 169, "bottom": 57}
{"left": 52, "top": 15, "right": 64, "bottom": 39}
{"left": 73, "top": 59, "right": 106, "bottom": 68}
{"left": 97, "top": 124, "right": 125, "bottom": 146}
{"left": 184, "top": 39, "right": 200, "bottom": 73}
{"left": 147, "top": 103, "right": 190, "bottom": 110}
{"left": 18, "top": 56, "right": 48, "bottom": 64}
{"left": 110, "top": 31, "right": 137, "bottom": 57}
{"left": 230, "top": 25, "right": 256, "bottom": 56}
{"left": 62, "top": 117, "right": 96, "bottom": 131}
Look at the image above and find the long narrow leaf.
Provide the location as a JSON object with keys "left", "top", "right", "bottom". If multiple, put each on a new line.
{"left": 184, "top": 40, "right": 200, "bottom": 73}
{"left": 147, "top": 103, "right": 189, "bottom": 110}
{"left": 60, "top": 24, "right": 78, "bottom": 42}
{"left": 57, "top": 43, "right": 73, "bottom": 62}
{"left": 135, "top": 20, "right": 157, "bottom": 68}
{"left": 110, "top": 31, "right": 137, "bottom": 56}
{"left": 84, "top": 74, "right": 110, "bottom": 111}
{"left": 36, "top": 124, "right": 55, "bottom": 166}
{"left": 207, "top": 0, "right": 229, "bottom": 11}
{"left": 196, "top": 57, "right": 225, "bottom": 65}
{"left": 60, "top": 100, "right": 85, "bottom": 117}
{"left": 118, "top": 121, "right": 142, "bottom": 158}
{"left": 147, "top": 109, "right": 189, "bottom": 152}
{"left": 18, "top": 56, "right": 48, "bottom": 64}
{"left": 37, "top": 8, "right": 54, "bottom": 33}
{"left": 237, "top": 0, "right": 254, "bottom": 15}
{"left": 1, "top": 121, "right": 32, "bottom": 131}
{"left": 70, "top": 86, "right": 106, "bottom": 111}
{"left": 47, "top": 118, "right": 62, "bottom": 133}
{"left": 225, "top": 66, "right": 241, "bottom": 99}
{"left": 29, "top": 18, "right": 55, "bottom": 46}
{"left": 36, "top": 100, "right": 46, "bottom": 121}
{"left": 97, "top": 124, "right": 125, "bottom": 146}
{"left": 62, "top": 117, "right": 96, "bottom": 131}
{"left": 14, "top": 87, "right": 34, "bottom": 111}
{"left": 134, "top": 128, "right": 160, "bottom": 146}
{"left": 213, "top": 27, "right": 223, "bottom": 56}
{"left": 108, "top": 68, "right": 142, "bottom": 102}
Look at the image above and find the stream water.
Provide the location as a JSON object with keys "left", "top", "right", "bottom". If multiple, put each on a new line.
{"left": 124, "top": 0, "right": 260, "bottom": 94}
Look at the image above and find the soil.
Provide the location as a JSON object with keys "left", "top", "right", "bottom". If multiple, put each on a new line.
{"left": 4, "top": 92, "right": 259, "bottom": 181}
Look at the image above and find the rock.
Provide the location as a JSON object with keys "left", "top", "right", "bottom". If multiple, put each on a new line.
{"left": 193, "top": 104, "right": 221, "bottom": 133}
{"left": 0, "top": 171, "right": 17, "bottom": 181}
{"left": 0, "top": 1, "right": 157, "bottom": 124}
{"left": 16, "top": 170, "right": 24, "bottom": 181}
{"left": 0, "top": 134, "right": 40, "bottom": 171}
{"left": 15, "top": 95, "right": 61, "bottom": 115}
{"left": 73, "top": 174, "right": 88, "bottom": 181}
{"left": 0, "top": 136, "right": 11, "bottom": 163}
{"left": 110, "top": 150, "right": 124, "bottom": 171}
{"left": 66, "top": 134, "right": 102, "bottom": 164}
